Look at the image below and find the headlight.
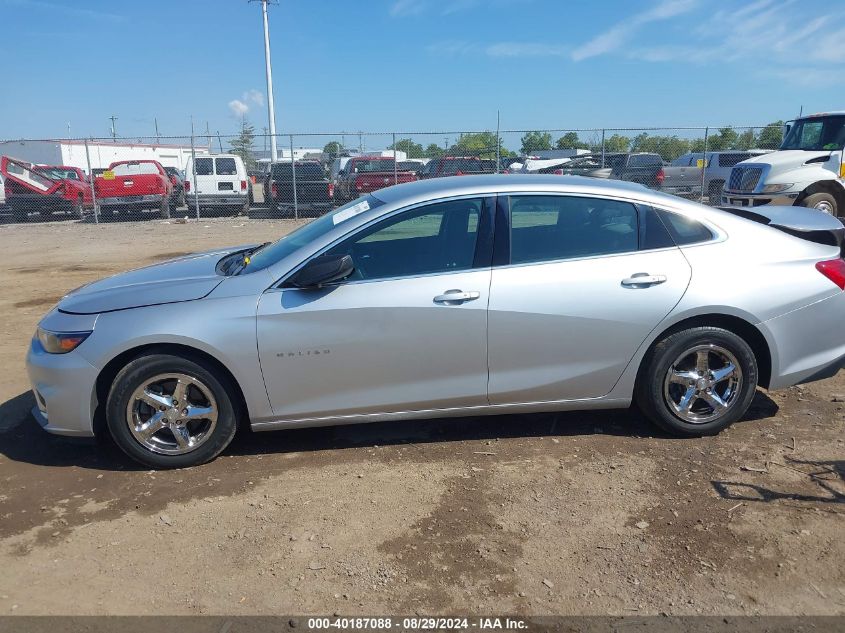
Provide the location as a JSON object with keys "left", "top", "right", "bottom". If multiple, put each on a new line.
{"left": 761, "top": 183, "right": 794, "bottom": 193}
{"left": 36, "top": 328, "right": 91, "bottom": 354}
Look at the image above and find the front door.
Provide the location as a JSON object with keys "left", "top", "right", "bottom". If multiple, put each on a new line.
{"left": 257, "top": 196, "right": 494, "bottom": 420}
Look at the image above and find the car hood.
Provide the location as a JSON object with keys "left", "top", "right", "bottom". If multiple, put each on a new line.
{"left": 58, "top": 245, "right": 255, "bottom": 315}
{"left": 741, "top": 150, "right": 832, "bottom": 167}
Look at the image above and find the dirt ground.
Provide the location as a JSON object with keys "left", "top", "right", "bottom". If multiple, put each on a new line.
{"left": 0, "top": 215, "right": 843, "bottom": 616}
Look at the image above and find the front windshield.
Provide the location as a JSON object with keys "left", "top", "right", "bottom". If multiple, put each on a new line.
{"left": 781, "top": 116, "right": 845, "bottom": 151}
{"left": 241, "top": 195, "right": 384, "bottom": 273}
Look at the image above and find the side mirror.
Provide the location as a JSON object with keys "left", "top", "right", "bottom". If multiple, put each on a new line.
{"left": 287, "top": 254, "right": 354, "bottom": 288}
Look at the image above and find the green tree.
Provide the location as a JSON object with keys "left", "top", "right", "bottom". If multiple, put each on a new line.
{"left": 602, "top": 134, "right": 631, "bottom": 153}
{"left": 388, "top": 138, "right": 424, "bottom": 159}
{"left": 323, "top": 141, "right": 343, "bottom": 156}
{"left": 736, "top": 128, "right": 757, "bottom": 150}
{"left": 424, "top": 143, "right": 445, "bottom": 158}
{"left": 520, "top": 131, "right": 553, "bottom": 155}
{"left": 554, "top": 131, "right": 588, "bottom": 150}
{"left": 229, "top": 117, "right": 256, "bottom": 170}
{"left": 756, "top": 120, "right": 784, "bottom": 149}
{"left": 631, "top": 133, "right": 690, "bottom": 161}
{"left": 451, "top": 131, "right": 511, "bottom": 159}
{"left": 708, "top": 127, "right": 739, "bottom": 151}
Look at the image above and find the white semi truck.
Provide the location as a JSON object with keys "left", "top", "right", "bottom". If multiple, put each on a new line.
{"left": 722, "top": 112, "right": 845, "bottom": 216}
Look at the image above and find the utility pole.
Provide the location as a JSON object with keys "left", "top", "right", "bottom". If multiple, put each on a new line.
{"left": 109, "top": 115, "right": 118, "bottom": 140}
{"left": 260, "top": 0, "right": 278, "bottom": 161}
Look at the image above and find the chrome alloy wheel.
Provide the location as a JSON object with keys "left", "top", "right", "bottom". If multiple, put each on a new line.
{"left": 126, "top": 373, "right": 218, "bottom": 455}
{"left": 662, "top": 345, "right": 743, "bottom": 424}
{"left": 813, "top": 199, "right": 835, "bottom": 215}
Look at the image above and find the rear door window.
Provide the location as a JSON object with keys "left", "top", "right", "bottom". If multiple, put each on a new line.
{"left": 194, "top": 158, "right": 213, "bottom": 176}
{"left": 657, "top": 209, "right": 714, "bottom": 245}
{"left": 507, "top": 196, "right": 638, "bottom": 265}
{"left": 215, "top": 158, "right": 237, "bottom": 175}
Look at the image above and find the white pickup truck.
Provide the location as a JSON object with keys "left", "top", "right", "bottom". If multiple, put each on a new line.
{"left": 721, "top": 112, "right": 845, "bottom": 216}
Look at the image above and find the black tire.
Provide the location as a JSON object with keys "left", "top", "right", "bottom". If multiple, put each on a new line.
{"left": 801, "top": 192, "right": 837, "bottom": 216}
{"left": 106, "top": 353, "right": 239, "bottom": 468}
{"left": 635, "top": 327, "right": 758, "bottom": 437}
{"left": 160, "top": 197, "right": 171, "bottom": 219}
{"left": 72, "top": 196, "right": 84, "bottom": 220}
{"left": 708, "top": 181, "right": 724, "bottom": 206}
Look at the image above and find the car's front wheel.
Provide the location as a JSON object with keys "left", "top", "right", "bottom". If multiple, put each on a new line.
{"left": 106, "top": 353, "right": 239, "bottom": 468}
{"left": 636, "top": 327, "right": 758, "bottom": 436}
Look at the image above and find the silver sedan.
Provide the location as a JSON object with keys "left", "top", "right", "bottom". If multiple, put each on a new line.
{"left": 26, "top": 175, "right": 845, "bottom": 468}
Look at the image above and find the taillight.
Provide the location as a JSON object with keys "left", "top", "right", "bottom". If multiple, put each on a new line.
{"left": 553, "top": 169, "right": 564, "bottom": 175}
{"left": 327, "top": 183, "right": 335, "bottom": 198}
{"left": 455, "top": 170, "right": 463, "bottom": 176}
{"left": 240, "top": 180, "right": 247, "bottom": 190}
{"left": 656, "top": 168, "right": 665, "bottom": 185}
{"left": 184, "top": 180, "right": 190, "bottom": 192}
{"left": 816, "top": 259, "right": 845, "bottom": 290}
{"left": 271, "top": 183, "right": 278, "bottom": 197}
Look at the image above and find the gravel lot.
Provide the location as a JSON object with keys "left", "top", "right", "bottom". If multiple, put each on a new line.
{"left": 0, "top": 216, "right": 843, "bottom": 616}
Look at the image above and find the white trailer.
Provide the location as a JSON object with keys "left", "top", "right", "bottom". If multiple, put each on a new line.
{"left": 0, "top": 139, "right": 211, "bottom": 173}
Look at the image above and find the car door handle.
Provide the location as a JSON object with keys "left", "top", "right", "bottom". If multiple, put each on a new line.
{"left": 433, "top": 290, "right": 481, "bottom": 305}
{"left": 621, "top": 273, "right": 667, "bottom": 287}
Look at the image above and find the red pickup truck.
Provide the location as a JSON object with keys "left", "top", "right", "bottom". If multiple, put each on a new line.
{"left": 95, "top": 160, "right": 173, "bottom": 218}
{"left": 1, "top": 156, "right": 94, "bottom": 222}
{"left": 336, "top": 157, "right": 417, "bottom": 202}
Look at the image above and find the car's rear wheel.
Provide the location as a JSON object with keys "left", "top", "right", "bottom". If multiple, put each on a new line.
{"left": 636, "top": 327, "right": 758, "bottom": 436}
{"left": 106, "top": 354, "right": 238, "bottom": 468}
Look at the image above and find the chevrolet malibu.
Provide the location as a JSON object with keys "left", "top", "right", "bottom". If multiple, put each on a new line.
{"left": 26, "top": 175, "right": 845, "bottom": 468}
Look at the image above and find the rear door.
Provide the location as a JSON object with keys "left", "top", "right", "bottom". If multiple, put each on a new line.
{"left": 193, "top": 157, "right": 216, "bottom": 195}
{"left": 214, "top": 157, "right": 241, "bottom": 197}
{"left": 487, "top": 194, "right": 692, "bottom": 404}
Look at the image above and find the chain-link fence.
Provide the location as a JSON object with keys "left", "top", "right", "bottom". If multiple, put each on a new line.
{"left": 0, "top": 125, "right": 787, "bottom": 224}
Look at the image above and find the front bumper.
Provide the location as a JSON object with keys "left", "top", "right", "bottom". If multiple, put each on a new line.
{"left": 25, "top": 337, "right": 99, "bottom": 437}
{"left": 762, "top": 290, "right": 845, "bottom": 390}
{"left": 721, "top": 190, "right": 799, "bottom": 208}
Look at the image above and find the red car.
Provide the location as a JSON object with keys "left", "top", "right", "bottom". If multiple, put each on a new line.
{"left": 94, "top": 160, "right": 174, "bottom": 218}
{"left": 1, "top": 156, "right": 94, "bottom": 222}
{"left": 336, "top": 157, "right": 417, "bottom": 202}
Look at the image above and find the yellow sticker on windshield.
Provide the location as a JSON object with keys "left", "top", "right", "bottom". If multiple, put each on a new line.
{"left": 696, "top": 159, "right": 704, "bottom": 168}
{"left": 103, "top": 170, "right": 115, "bottom": 180}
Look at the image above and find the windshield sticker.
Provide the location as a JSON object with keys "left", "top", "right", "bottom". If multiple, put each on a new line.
{"left": 332, "top": 200, "right": 370, "bottom": 225}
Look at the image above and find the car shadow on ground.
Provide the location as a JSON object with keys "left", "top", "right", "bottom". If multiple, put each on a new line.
{"left": 712, "top": 456, "right": 845, "bottom": 506}
{"left": 0, "top": 388, "right": 780, "bottom": 472}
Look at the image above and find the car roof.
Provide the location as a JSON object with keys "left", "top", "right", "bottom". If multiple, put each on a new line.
{"left": 373, "top": 174, "right": 669, "bottom": 205}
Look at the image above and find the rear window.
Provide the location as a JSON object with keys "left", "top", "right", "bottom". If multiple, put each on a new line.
{"left": 112, "top": 162, "right": 159, "bottom": 176}
{"left": 657, "top": 209, "right": 714, "bottom": 245}
{"left": 194, "top": 158, "right": 213, "bottom": 176}
{"left": 629, "top": 154, "right": 662, "bottom": 167}
{"left": 718, "top": 153, "right": 751, "bottom": 167}
{"left": 271, "top": 162, "right": 325, "bottom": 180}
{"left": 352, "top": 159, "right": 395, "bottom": 173}
{"left": 215, "top": 157, "right": 237, "bottom": 175}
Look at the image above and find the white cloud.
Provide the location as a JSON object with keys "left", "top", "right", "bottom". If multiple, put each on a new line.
{"left": 486, "top": 42, "right": 569, "bottom": 58}
{"left": 243, "top": 89, "right": 264, "bottom": 107}
{"left": 389, "top": 0, "right": 426, "bottom": 17}
{"left": 571, "top": 0, "right": 698, "bottom": 61}
{"left": 228, "top": 100, "right": 249, "bottom": 117}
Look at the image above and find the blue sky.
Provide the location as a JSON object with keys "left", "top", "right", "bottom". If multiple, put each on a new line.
{"left": 1, "top": 0, "right": 843, "bottom": 146}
